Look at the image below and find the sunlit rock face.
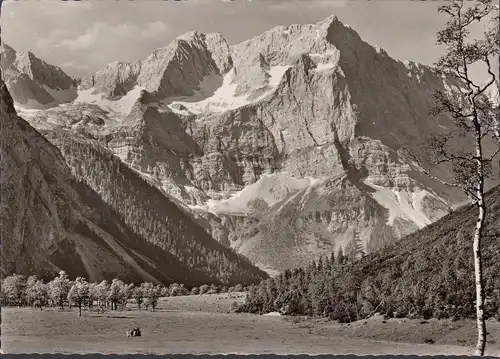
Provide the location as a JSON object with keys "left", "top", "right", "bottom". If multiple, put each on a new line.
{"left": 7, "top": 15, "right": 499, "bottom": 274}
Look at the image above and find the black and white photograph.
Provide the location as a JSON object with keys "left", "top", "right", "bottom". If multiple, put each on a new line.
{"left": 0, "top": 0, "right": 499, "bottom": 356}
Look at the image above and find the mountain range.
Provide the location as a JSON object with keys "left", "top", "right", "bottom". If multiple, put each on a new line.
{"left": 2, "top": 15, "right": 498, "bottom": 276}
{"left": 0, "top": 62, "right": 267, "bottom": 286}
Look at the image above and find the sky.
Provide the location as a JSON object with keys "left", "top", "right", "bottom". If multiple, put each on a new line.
{"left": 0, "top": 0, "right": 498, "bottom": 82}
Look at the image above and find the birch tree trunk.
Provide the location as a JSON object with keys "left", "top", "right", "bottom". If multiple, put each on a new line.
{"left": 474, "top": 131, "right": 487, "bottom": 356}
{"left": 474, "top": 196, "right": 487, "bottom": 356}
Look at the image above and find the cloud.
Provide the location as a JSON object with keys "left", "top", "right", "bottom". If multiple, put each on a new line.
{"left": 11, "top": 13, "right": 168, "bottom": 78}
{"left": 59, "top": 61, "right": 91, "bottom": 73}
{"left": 35, "top": 29, "right": 67, "bottom": 51}
{"left": 264, "top": 0, "right": 347, "bottom": 15}
{"left": 58, "top": 23, "right": 105, "bottom": 51}
{"left": 37, "top": 0, "right": 93, "bottom": 15}
{"left": 267, "top": 0, "right": 347, "bottom": 10}
{"left": 142, "top": 21, "right": 170, "bottom": 38}
{"left": 57, "top": 21, "right": 171, "bottom": 52}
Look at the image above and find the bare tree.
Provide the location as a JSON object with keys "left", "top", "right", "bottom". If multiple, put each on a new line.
{"left": 408, "top": 0, "right": 499, "bottom": 355}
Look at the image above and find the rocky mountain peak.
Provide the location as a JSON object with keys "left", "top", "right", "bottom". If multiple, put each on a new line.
{"left": 230, "top": 14, "right": 359, "bottom": 67}
{"left": 13, "top": 49, "right": 75, "bottom": 90}
{"left": 78, "top": 60, "right": 142, "bottom": 100}
{"left": 176, "top": 30, "right": 206, "bottom": 43}
{"left": 71, "top": 30, "right": 233, "bottom": 106}
{"left": 1, "top": 42, "right": 77, "bottom": 108}
{"left": 0, "top": 42, "right": 16, "bottom": 70}
{"left": 136, "top": 30, "right": 232, "bottom": 100}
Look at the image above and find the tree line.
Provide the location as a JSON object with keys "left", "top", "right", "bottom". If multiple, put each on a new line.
{"left": 1, "top": 270, "right": 249, "bottom": 317}
{"left": 237, "top": 201, "right": 500, "bottom": 323}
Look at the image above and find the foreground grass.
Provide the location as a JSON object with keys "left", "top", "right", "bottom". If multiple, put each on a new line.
{"left": 2, "top": 293, "right": 500, "bottom": 355}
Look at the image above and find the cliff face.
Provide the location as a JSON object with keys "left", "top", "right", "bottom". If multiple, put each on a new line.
{"left": 7, "top": 15, "right": 499, "bottom": 273}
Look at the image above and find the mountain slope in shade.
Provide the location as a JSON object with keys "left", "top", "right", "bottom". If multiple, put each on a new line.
{"left": 0, "top": 73, "right": 267, "bottom": 285}
{"left": 8, "top": 15, "right": 500, "bottom": 273}
{"left": 332, "top": 184, "right": 500, "bottom": 317}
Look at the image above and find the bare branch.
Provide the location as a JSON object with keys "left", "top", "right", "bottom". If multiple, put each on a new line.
{"left": 402, "top": 148, "right": 478, "bottom": 201}
{"left": 487, "top": 146, "right": 500, "bottom": 161}
{"left": 420, "top": 167, "right": 478, "bottom": 201}
{"left": 474, "top": 57, "right": 497, "bottom": 101}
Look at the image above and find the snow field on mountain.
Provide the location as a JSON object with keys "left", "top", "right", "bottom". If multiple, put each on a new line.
{"left": 364, "top": 181, "right": 433, "bottom": 228}
{"left": 167, "top": 66, "right": 291, "bottom": 115}
{"left": 188, "top": 172, "right": 319, "bottom": 215}
{"left": 75, "top": 86, "right": 143, "bottom": 114}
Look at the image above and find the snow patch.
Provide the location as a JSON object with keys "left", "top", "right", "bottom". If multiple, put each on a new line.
{"left": 188, "top": 172, "right": 318, "bottom": 215}
{"left": 309, "top": 50, "right": 336, "bottom": 59}
{"left": 75, "top": 86, "right": 142, "bottom": 114}
{"left": 208, "top": 173, "right": 317, "bottom": 214}
{"left": 166, "top": 66, "right": 291, "bottom": 115}
{"left": 265, "top": 65, "right": 291, "bottom": 88}
{"left": 309, "top": 51, "right": 337, "bottom": 72}
{"left": 364, "top": 181, "right": 432, "bottom": 228}
{"left": 13, "top": 86, "right": 77, "bottom": 110}
{"left": 14, "top": 100, "right": 45, "bottom": 111}
{"left": 166, "top": 70, "right": 248, "bottom": 115}
{"left": 315, "top": 63, "right": 336, "bottom": 71}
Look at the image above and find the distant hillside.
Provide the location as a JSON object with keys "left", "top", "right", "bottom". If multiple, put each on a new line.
{"left": 239, "top": 186, "right": 500, "bottom": 321}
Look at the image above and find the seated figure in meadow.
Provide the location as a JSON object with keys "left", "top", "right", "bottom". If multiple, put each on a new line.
{"left": 126, "top": 327, "right": 142, "bottom": 337}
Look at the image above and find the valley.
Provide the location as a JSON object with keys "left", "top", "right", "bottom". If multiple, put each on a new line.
{"left": 1, "top": 2, "right": 500, "bottom": 356}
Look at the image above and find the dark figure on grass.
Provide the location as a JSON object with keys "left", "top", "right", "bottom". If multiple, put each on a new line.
{"left": 126, "top": 327, "right": 142, "bottom": 337}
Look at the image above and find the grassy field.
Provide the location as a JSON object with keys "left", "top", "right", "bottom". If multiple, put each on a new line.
{"left": 2, "top": 293, "right": 500, "bottom": 355}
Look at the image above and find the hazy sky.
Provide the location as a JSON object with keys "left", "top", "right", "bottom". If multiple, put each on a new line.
{"left": 1, "top": 0, "right": 497, "bottom": 82}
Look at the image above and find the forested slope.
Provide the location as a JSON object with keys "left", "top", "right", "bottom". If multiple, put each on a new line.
{"left": 239, "top": 186, "right": 500, "bottom": 321}
{"left": 40, "top": 130, "right": 268, "bottom": 286}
